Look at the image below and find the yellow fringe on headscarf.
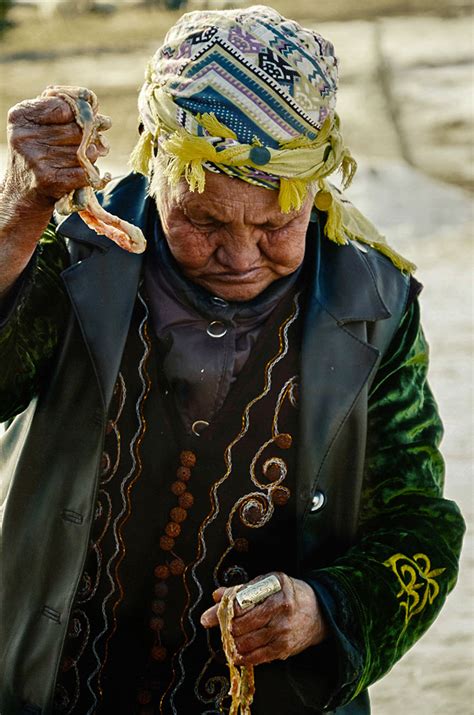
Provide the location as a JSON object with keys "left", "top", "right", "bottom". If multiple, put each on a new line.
{"left": 322, "top": 197, "right": 347, "bottom": 247}
{"left": 162, "top": 132, "right": 218, "bottom": 192}
{"left": 279, "top": 178, "right": 308, "bottom": 213}
{"left": 340, "top": 151, "right": 357, "bottom": 190}
{"left": 161, "top": 129, "right": 250, "bottom": 192}
{"left": 315, "top": 178, "right": 417, "bottom": 272}
{"left": 129, "top": 129, "right": 155, "bottom": 176}
{"left": 197, "top": 112, "right": 238, "bottom": 140}
{"left": 367, "top": 241, "right": 417, "bottom": 272}
{"left": 131, "top": 110, "right": 415, "bottom": 274}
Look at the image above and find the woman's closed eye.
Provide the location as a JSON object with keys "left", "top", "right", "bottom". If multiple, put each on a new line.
{"left": 189, "top": 216, "right": 223, "bottom": 231}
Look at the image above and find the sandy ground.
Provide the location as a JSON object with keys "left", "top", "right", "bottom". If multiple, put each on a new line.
{"left": 345, "top": 163, "right": 473, "bottom": 713}
{"left": 0, "top": 2, "right": 473, "bottom": 712}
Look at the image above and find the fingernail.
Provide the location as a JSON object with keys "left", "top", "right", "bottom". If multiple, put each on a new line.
{"left": 200, "top": 613, "right": 210, "bottom": 627}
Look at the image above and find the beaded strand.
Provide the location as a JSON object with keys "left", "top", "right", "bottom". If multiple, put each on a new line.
{"left": 137, "top": 450, "right": 197, "bottom": 711}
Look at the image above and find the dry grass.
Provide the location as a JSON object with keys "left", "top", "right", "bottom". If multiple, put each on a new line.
{"left": 0, "top": 0, "right": 470, "bottom": 171}
{"left": 1, "top": 5, "right": 177, "bottom": 57}
{"left": 0, "top": 0, "right": 469, "bottom": 59}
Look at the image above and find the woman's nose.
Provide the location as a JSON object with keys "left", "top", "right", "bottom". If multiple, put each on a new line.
{"left": 215, "top": 228, "right": 261, "bottom": 271}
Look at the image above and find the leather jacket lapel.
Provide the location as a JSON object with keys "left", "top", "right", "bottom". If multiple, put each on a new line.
{"left": 56, "top": 177, "right": 393, "bottom": 501}
{"left": 61, "top": 246, "right": 143, "bottom": 410}
{"left": 56, "top": 174, "right": 151, "bottom": 410}
{"left": 297, "top": 225, "right": 392, "bottom": 523}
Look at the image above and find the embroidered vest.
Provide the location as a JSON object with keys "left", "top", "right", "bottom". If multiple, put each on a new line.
{"left": 54, "top": 282, "right": 303, "bottom": 715}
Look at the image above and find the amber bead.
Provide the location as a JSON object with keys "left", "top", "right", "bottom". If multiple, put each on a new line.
{"left": 177, "top": 467, "right": 191, "bottom": 483}
{"left": 178, "top": 492, "right": 194, "bottom": 509}
{"left": 154, "top": 582, "right": 168, "bottom": 598}
{"left": 265, "top": 463, "right": 282, "bottom": 481}
{"left": 105, "top": 419, "right": 115, "bottom": 435}
{"left": 160, "top": 535, "right": 175, "bottom": 551}
{"left": 234, "top": 537, "right": 249, "bottom": 553}
{"left": 275, "top": 433, "right": 292, "bottom": 449}
{"left": 180, "top": 450, "right": 197, "bottom": 468}
{"left": 165, "top": 522, "right": 181, "bottom": 538}
{"left": 170, "top": 506, "right": 187, "bottom": 523}
{"left": 272, "top": 487, "right": 290, "bottom": 506}
{"left": 171, "top": 480, "right": 187, "bottom": 496}
{"left": 154, "top": 564, "right": 170, "bottom": 580}
{"left": 137, "top": 690, "right": 152, "bottom": 705}
{"left": 151, "top": 645, "right": 167, "bottom": 662}
{"left": 149, "top": 616, "right": 165, "bottom": 631}
{"left": 169, "top": 558, "right": 185, "bottom": 576}
{"left": 152, "top": 599, "right": 166, "bottom": 615}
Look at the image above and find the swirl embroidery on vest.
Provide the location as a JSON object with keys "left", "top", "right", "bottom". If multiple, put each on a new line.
{"left": 384, "top": 552, "right": 446, "bottom": 625}
{"left": 168, "top": 293, "right": 301, "bottom": 713}
{"left": 212, "top": 374, "right": 298, "bottom": 586}
{"left": 193, "top": 374, "right": 299, "bottom": 708}
{"left": 54, "top": 373, "right": 126, "bottom": 715}
{"left": 92, "top": 292, "right": 153, "bottom": 703}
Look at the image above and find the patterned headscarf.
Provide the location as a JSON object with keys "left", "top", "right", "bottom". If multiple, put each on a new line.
{"left": 131, "top": 5, "right": 414, "bottom": 271}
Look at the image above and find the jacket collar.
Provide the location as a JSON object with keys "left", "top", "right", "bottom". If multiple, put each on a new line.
{"left": 296, "top": 218, "right": 391, "bottom": 529}
{"left": 56, "top": 174, "right": 391, "bottom": 499}
{"left": 308, "top": 217, "right": 391, "bottom": 325}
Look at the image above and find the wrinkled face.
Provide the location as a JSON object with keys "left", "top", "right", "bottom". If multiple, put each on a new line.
{"left": 155, "top": 171, "right": 313, "bottom": 301}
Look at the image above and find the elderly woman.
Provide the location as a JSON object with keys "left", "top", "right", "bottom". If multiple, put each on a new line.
{"left": 0, "top": 6, "right": 464, "bottom": 715}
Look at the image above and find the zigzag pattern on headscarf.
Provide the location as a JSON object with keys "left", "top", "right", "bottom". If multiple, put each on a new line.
{"left": 130, "top": 6, "right": 415, "bottom": 273}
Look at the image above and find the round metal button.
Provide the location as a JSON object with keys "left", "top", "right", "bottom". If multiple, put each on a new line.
{"left": 192, "top": 419, "right": 210, "bottom": 436}
{"left": 207, "top": 320, "right": 227, "bottom": 338}
{"left": 310, "top": 491, "right": 326, "bottom": 513}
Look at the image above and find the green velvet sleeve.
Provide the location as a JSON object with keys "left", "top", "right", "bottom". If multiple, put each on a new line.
{"left": 304, "top": 300, "right": 465, "bottom": 709}
{"left": 0, "top": 224, "right": 70, "bottom": 422}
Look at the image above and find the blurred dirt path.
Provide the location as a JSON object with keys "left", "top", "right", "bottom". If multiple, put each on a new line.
{"left": 314, "top": 14, "right": 473, "bottom": 190}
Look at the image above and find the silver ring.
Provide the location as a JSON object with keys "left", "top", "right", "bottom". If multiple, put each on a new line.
{"left": 235, "top": 575, "right": 281, "bottom": 611}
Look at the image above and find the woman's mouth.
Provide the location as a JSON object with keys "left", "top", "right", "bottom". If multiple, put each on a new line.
{"left": 208, "top": 268, "right": 263, "bottom": 283}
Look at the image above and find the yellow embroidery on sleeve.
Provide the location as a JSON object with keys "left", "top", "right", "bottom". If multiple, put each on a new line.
{"left": 383, "top": 553, "right": 446, "bottom": 625}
